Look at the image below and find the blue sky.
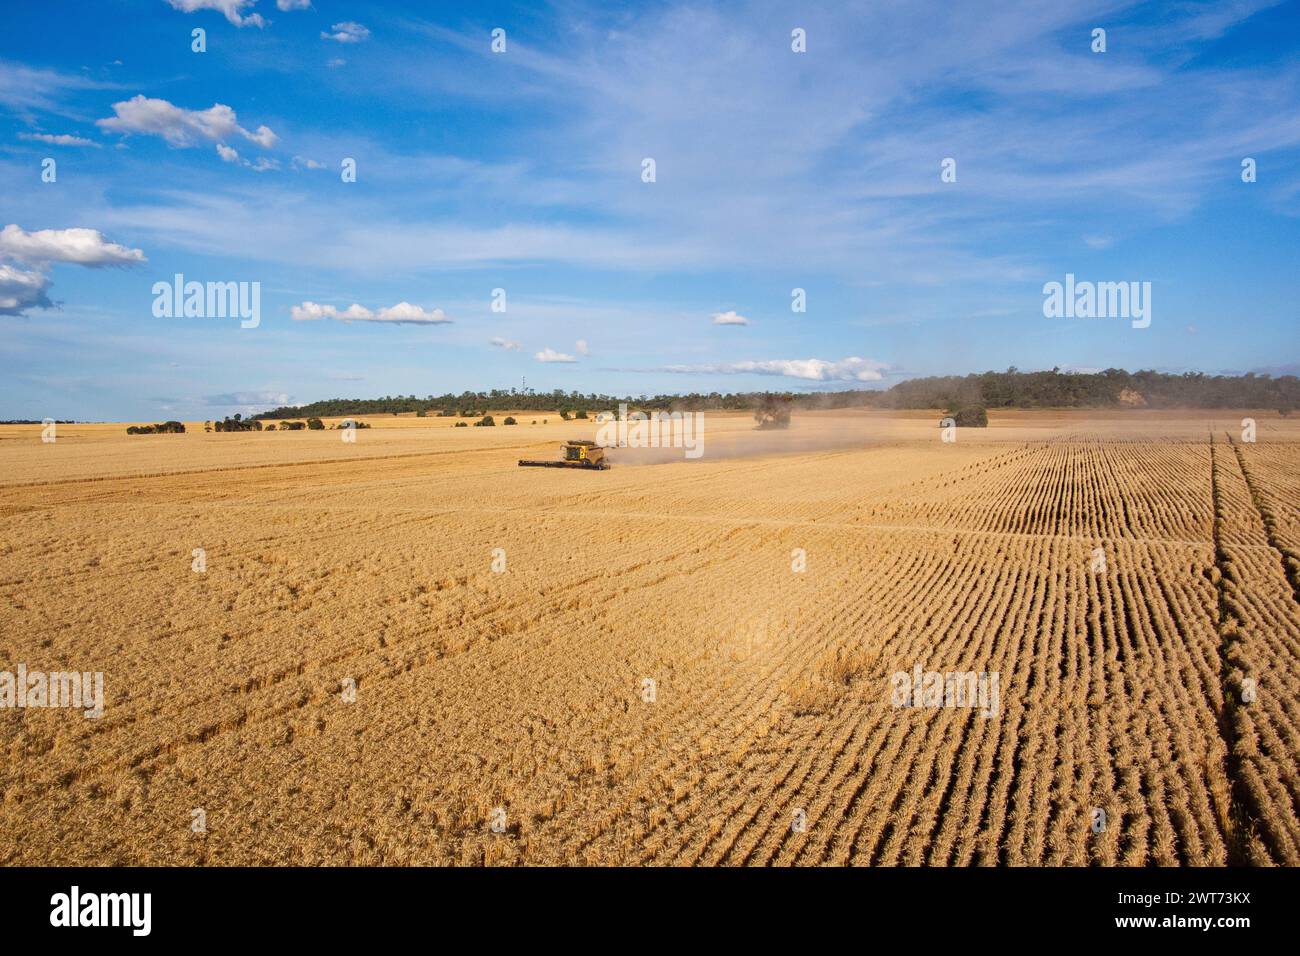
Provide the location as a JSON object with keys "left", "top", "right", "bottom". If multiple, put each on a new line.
{"left": 0, "top": 0, "right": 1297, "bottom": 420}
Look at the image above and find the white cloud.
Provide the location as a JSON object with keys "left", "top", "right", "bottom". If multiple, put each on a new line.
{"left": 18, "top": 132, "right": 99, "bottom": 147}
{"left": 0, "top": 225, "right": 145, "bottom": 317}
{"left": 0, "top": 224, "right": 146, "bottom": 266}
{"left": 375, "top": 301, "right": 446, "bottom": 323}
{"left": 97, "top": 96, "right": 278, "bottom": 150}
{"left": 0, "top": 263, "right": 52, "bottom": 315}
{"left": 165, "top": 0, "right": 265, "bottom": 29}
{"left": 291, "top": 155, "right": 325, "bottom": 170}
{"left": 661, "top": 357, "right": 889, "bottom": 382}
{"left": 575, "top": 338, "right": 590, "bottom": 355}
{"left": 217, "top": 144, "right": 279, "bottom": 172}
{"left": 276, "top": 0, "right": 311, "bottom": 9}
{"left": 290, "top": 300, "right": 451, "bottom": 324}
{"left": 326, "top": 58, "right": 347, "bottom": 68}
{"left": 711, "top": 310, "right": 750, "bottom": 326}
{"left": 535, "top": 347, "right": 577, "bottom": 363}
{"left": 490, "top": 336, "right": 523, "bottom": 351}
{"left": 321, "top": 21, "right": 369, "bottom": 43}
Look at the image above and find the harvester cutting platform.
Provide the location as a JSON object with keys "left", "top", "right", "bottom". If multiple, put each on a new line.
{"left": 519, "top": 439, "right": 610, "bottom": 470}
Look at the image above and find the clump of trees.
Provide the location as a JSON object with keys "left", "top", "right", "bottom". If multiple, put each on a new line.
{"left": 280, "top": 421, "right": 306, "bottom": 430}
{"left": 474, "top": 415, "right": 496, "bottom": 427}
{"left": 127, "top": 421, "right": 186, "bottom": 435}
{"left": 306, "top": 417, "right": 325, "bottom": 430}
{"left": 333, "top": 419, "right": 371, "bottom": 430}
{"left": 503, "top": 417, "right": 517, "bottom": 425}
{"left": 213, "top": 415, "right": 262, "bottom": 432}
{"left": 944, "top": 404, "right": 989, "bottom": 427}
{"left": 454, "top": 421, "right": 468, "bottom": 427}
{"left": 754, "top": 394, "right": 793, "bottom": 429}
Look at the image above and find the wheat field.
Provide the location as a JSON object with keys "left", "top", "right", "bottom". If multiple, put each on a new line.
{"left": 1, "top": 409, "right": 1297, "bottom": 865}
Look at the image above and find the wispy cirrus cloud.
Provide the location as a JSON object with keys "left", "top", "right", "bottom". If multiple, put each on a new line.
{"left": 18, "top": 131, "right": 100, "bottom": 147}
{"left": 202, "top": 389, "right": 290, "bottom": 406}
{"left": 0, "top": 59, "right": 122, "bottom": 118}
{"left": 660, "top": 357, "right": 891, "bottom": 382}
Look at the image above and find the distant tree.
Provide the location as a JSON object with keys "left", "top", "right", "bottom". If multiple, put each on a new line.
{"left": 503, "top": 416, "right": 517, "bottom": 425}
{"left": 474, "top": 415, "right": 496, "bottom": 427}
{"left": 454, "top": 421, "right": 468, "bottom": 427}
{"left": 575, "top": 409, "right": 588, "bottom": 419}
{"left": 127, "top": 421, "right": 185, "bottom": 435}
{"left": 560, "top": 409, "right": 572, "bottom": 420}
{"left": 945, "top": 404, "right": 988, "bottom": 427}
{"left": 307, "top": 417, "right": 325, "bottom": 430}
{"left": 265, "top": 423, "right": 277, "bottom": 431}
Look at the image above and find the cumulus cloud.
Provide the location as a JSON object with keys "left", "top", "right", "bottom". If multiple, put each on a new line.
{"left": 216, "top": 143, "right": 239, "bottom": 163}
{"left": 661, "top": 357, "right": 890, "bottom": 382}
{"left": 97, "top": 96, "right": 278, "bottom": 150}
{"left": 165, "top": 0, "right": 265, "bottom": 29}
{"left": 0, "top": 263, "right": 53, "bottom": 316}
{"left": 0, "top": 225, "right": 145, "bottom": 317}
{"left": 490, "top": 336, "right": 523, "bottom": 351}
{"left": 321, "top": 21, "right": 369, "bottom": 43}
{"left": 290, "top": 300, "right": 451, "bottom": 324}
{"left": 711, "top": 310, "right": 750, "bottom": 325}
{"left": 535, "top": 347, "right": 577, "bottom": 363}
{"left": 291, "top": 155, "right": 324, "bottom": 170}
{"left": 575, "top": 338, "right": 590, "bottom": 355}
{"left": 0, "top": 224, "right": 146, "bottom": 266}
{"left": 276, "top": 0, "right": 311, "bottom": 9}
{"left": 18, "top": 132, "right": 99, "bottom": 147}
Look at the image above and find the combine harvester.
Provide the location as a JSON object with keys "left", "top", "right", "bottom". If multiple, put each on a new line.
{"left": 518, "top": 439, "right": 610, "bottom": 471}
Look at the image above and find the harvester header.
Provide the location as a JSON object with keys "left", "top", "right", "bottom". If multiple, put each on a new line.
{"left": 519, "top": 439, "right": 610, "bottom": 470}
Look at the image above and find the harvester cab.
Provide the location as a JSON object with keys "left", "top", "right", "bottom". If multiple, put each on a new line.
{"left": 519, "top": 439, "right": 610, "bottom": 470}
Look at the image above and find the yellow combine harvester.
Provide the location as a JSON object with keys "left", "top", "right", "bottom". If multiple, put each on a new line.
{"left": 519, "top": 439, "right": 610, "bottom": 470}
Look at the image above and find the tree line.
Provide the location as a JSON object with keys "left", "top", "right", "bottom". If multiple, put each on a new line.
{"left": 248, "top": 369, "right": 1298, "bottom": 420}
